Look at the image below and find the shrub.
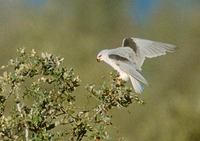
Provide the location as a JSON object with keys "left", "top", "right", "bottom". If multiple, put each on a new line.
{"left": 0, "top": 49, "right": 144, "bottom": 141}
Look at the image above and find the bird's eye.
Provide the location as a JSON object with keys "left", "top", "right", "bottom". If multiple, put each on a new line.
{"left": 98, "top": 55, "right": 102, "bottom": 58}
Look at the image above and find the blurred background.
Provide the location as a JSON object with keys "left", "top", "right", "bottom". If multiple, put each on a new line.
{"left": 0, "top": 0, "right": 200, "bottom": 140}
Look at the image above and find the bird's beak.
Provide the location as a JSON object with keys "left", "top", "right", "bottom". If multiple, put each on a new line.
{"left": 96, "top": 58, "right": 101, "bottom": 62}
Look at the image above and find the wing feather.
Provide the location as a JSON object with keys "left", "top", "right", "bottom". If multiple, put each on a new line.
{"left": 131, "top": 38, "right": 176, "bottom": 67}
{"left": 133, "top": 38, "right": 175, "bottom": 58}
{"left": 108, "top": 47, "right": 135, "bottom": 63}
{"left": 117, "top": 62, "right": 148, "bottom": 85}
{"left": 129, "top": 75, "right": 144, "bottom": 93}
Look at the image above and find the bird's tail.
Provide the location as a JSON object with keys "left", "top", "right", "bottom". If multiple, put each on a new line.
{"left": 129, "top": 75, "right": 145, "bottom": 94}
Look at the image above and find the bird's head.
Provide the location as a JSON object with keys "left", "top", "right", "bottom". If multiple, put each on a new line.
{"left": 96, "top": 50, "right": 108, "bottom": 62}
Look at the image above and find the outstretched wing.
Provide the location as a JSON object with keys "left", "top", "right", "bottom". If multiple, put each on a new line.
{"left": 122, "top": 37, "right": 176, "bottom": 68}
{"left": 133, "top": 38, "right": 175, "bottom": 58}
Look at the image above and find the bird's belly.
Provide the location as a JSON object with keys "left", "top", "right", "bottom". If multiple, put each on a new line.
{"left": 105, "top": 60, "right": 129, "bottom": 81}
{"left": 119, "top": 71, "right": 129, "bottom": 81}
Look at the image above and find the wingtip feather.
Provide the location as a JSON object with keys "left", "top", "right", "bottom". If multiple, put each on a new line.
{"left": 129, "top": 76, "right": 144, "bottom": 94}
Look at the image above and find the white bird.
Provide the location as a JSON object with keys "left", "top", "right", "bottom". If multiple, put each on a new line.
{"left": 96, "top": 37, "right": 175, "bottom": 93}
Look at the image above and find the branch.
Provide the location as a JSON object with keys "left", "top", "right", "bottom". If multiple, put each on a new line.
{"left": 15, "top": 87, "right": 29, "bottom": 141}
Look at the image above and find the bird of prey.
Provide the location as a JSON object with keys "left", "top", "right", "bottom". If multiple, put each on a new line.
{"left": 96, "top": 37, "right": 175, "bottom": 93}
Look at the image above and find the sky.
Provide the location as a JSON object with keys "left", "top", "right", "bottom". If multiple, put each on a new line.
{"left": 132, "top": 0, "right": 159, "bottom": 24}
{"left": 25, "top": 0, "right": 47, "bottom": 7}
{"left": 24, "top": 0, "right": 160, "bottom": 24}
{"left": 24, "top": 0, "right": 199, "bottom": 24}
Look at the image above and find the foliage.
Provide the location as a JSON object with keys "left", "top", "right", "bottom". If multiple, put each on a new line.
{"left": 0, "top": 1, "right": 200, "bottom": 141}
{"left": 0, "top": 49, "right": 143, "bottom": 141}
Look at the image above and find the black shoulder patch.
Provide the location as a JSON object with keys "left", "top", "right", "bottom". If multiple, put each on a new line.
{"left": 108, "top": 54, "right": 129, "bottom": 62}
{"left": 122, "top": 37, "right": 137, "bottom": 53}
